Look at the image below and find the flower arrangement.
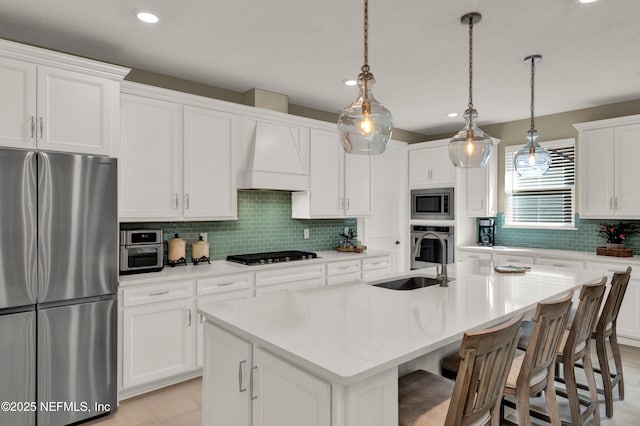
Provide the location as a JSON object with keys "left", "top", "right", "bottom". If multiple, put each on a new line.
{"left": 598, "top": 222, "right": 639, "bottom": 245}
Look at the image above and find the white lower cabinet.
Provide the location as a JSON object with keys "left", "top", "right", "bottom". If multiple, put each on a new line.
{"left": 456, "top": 250, "right": 492, "bottom": 262}
{"left": 494, "top": 254, "right": 535, "bottom": 267}
{"left": 536, "top": 257, "right": 584, "bottom": 271}
{"left": 203, "top": 322, "right": 330, "bottom": 426}
{"left": 122, "top": 297, "right": 196, "bottom": 388}
{"left": 326, "top": 259, "right": 361, "bottom": 285}
{"left": 255, "top": 264, "right": 324, "bottom": 295}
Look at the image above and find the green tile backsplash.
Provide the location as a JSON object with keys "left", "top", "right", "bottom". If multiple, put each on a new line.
{"left": 493, "top": 213, "right": 640, "bottom": 254}
{"left": 121, "top": 191, "right": 356, "bottom": 262}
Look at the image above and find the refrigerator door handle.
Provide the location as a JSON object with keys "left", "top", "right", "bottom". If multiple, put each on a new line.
{"left": 30, "top": 116, "right": 35, "bottom": 138}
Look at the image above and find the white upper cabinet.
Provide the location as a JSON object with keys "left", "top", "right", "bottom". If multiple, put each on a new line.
{"left": 464, "top": 139, "right": 500, "bottom": 217}
{"left": 408, "top": 140, "right": 455, "bottom": 188}
{"left": 183, "top": 106, "right": 237, "bottom": 220}
{"left": 0, "top": 40, "right": 128, "bottom": 155}
{"left": 575, "top": 116, "right": 640, "bottom": 219}
{"left": 120, "top": 93, "right": 182, "bottom": 220}
{"left": 119, "top": 83, "right": 238, "bottom": 221}
{"left": 291, "top": 127, "right": 371, "bottom": 218}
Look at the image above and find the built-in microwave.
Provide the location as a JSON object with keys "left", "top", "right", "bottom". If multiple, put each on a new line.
{"left": 411, "top": 188, "right": 454, "bottom": 220}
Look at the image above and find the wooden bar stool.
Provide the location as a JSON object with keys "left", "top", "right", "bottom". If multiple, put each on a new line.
{"left": 398, "top": 313, "right": 523, "bottom": 426}
{"left": 501, "top": 291, "right": 574, "bottom": 426}
{"left": 519, "top": 277, "right": 607, "bottom": 426}
{"left": 576, "top": 266, "right": 632, "bottom": 418}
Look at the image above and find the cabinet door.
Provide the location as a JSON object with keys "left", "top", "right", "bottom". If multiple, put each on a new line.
{"left": 578, "top": 128, "right": 615, "bottom": 218}
{"left": 307, "top": 128, "right": 344, "bottom": 216}
{"left": 37, "top": 65, "right": 115, "bottom": 155}
{"left": 197, "top": 289, "right": 252, "bottom": 368}
{"left": 408, "top": 148, "right": 430, "bottom": 187}
{"left": 429, "top": 145, "right": 455, "bottom": 186}
{"left": 617, "top": 278, "right": 640, "bottom": 340}
{"left": 203, "top": 323, "right": 251, "bottom": 426}
{"left": 344, "top": 152, "right": 372, "bottom": 216}
{"left": 120, "top": 94, "right": 182, "bottom": 220}
{"left": 0, "top": 57, "right": 37, "bottom": 149}
{"left": 613, "top": 124, "right": 640, "bottom": 218}
{"left": 184, "top": 106, "right": 237, "bottom": 220}
{"left": 465, "top": 144, "right": 497, "bottom": 217}
{"left": 252, "top": 347, "right": 330, "bottom": 426}
{"left": 122, "top": 298, "right": 196, "bottom": 388}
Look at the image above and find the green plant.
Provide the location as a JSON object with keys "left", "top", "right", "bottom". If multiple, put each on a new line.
{"left": 598, "top": 222, "right": 639, "bottom": 244}
{"left": 339, "top": 228, "right": 357, "bottom": 240}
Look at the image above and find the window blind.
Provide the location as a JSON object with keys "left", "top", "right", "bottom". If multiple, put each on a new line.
{"left": 505, "top": 139, "right": 575, "bottom": 227}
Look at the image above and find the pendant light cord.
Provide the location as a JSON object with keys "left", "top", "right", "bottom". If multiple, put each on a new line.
{"left": 362, "top": 0, "right": 370, "bottom": 74}
{"left": 530, "top": 57, "right": 535, "bottom": 133}
{"left": 467, "top": 16, "right": 474, "bottom": 110}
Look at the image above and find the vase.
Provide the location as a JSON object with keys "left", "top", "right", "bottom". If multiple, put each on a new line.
{"left": 605, "top": 243, "right": 625, "bottom": 249}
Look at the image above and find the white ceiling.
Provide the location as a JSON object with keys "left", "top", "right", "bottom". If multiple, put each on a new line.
{"left": 1, "top": 0, "right": 639, "bottom": 135}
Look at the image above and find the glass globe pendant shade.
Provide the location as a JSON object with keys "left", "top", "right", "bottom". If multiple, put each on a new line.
{"left": 338, "top": 73, "right": 393, "bottom": 155}
{"left": 514, "top": 130, "right": 551, "bottom": 177}
{"left": 449, "top": 108, "right": 493, "bottom": 168}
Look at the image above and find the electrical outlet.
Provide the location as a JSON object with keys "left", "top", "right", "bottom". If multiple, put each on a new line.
{"left": 199, "top": 232, "right": 208, "bottom": 242}
{"left": 344, "top": 227, "right": 350, "bottom": 235}
{"left": 303, "top": 229, "right": 309, "bottom": 239}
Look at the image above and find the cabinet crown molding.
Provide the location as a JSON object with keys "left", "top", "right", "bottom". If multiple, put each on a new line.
{"left": 574, "top": 114, "right": 640, "bottom": 131}
{"left": 0, "top": 38, "right": 129, "bottom": 80}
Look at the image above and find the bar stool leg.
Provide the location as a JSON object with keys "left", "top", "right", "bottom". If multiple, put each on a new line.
{"left": 543, "top": 365, "right": 562, "bottom": 426}
{"left": 610, "top": 332, "right": 625, "bottom": 401}
{"left": 596, "top": 334, "right": 614, "bottom": 418}
{"left": 584, "top": 342, "right": 601, "bottom": 426}
{"left": 563, "top": 358, "right": 583, "bottom": 426}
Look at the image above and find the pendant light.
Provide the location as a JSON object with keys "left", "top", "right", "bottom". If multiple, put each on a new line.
{"left": 449, "top": 12, "right": 493, "bottom": 168}
{"left": 337, "top": 0, "right": 393, "bottom": 155}
{"left": 514, "top": 55, "right": 551, "bottom": 176}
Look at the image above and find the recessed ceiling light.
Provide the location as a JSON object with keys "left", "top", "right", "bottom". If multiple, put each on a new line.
{"left": 135, "top": 10, "right": 159, "bottom": 24}
{"left": 343, "top": 79, "right": 357, "bottom": 87}
{"left": 447, "top": 112, "right": 459, "bottom": 118}
{"left": 576, "top": 0, "right": 598, "bottom": 3}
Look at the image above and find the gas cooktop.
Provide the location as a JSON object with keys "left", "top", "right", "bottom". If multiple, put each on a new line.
{"left": 226, "top": 250, "right": 318, "bottom": 266}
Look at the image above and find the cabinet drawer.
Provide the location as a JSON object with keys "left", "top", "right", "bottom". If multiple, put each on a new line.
{"left": 327, "top": 260, "right": 361, "bottom": 276}
{"left": 586, "top": 261, "right": 638, "bottom": 279}
{"left": 362, "top": 256, "right": 391, "bottom": 271}
{"left": 122, "top": 280, "right": 195, "bottom": 307}
{"left": 536, "top": 257, "right": 584, "bottom": 270}
{"left": 327, "top": 271, "right": 361, "bottom": 286}
{"left": 255, "top": 278, "right": 324, "bottom": 296}
{"left": 457, "top": 251, "right": 492, "bottom": 261}
{"left": 198, "top": 273, "right": 253, "bottom": 296}
{"left": 494, "top": 254, "right": 535, "bottom": 266}
{"left": 255, "top": 264, "right": 324, "bottom": 287}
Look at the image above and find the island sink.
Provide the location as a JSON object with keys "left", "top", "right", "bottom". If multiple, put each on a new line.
{"left": 373, "top": 275, "right": 453, "bottom": 290}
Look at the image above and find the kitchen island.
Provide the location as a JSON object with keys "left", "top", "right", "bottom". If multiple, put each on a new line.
{"left": 198, "top": 260, "right": 606, "bottom": 426}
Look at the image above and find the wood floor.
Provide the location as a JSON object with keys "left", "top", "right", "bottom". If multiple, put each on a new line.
{"left": 88, "top": 345, "right": 640, "bottom": 426}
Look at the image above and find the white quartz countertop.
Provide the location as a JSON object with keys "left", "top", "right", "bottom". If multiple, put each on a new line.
{"left": 458, "top": 245, "right": 640, "bottom": 266}
{"left": 198, "top": 260, "right": 606, "bottom": 385}
{"left": 118, "top": 249, "right": 391, "bottom": 286}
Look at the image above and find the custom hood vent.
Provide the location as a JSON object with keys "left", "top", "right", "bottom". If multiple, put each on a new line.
{"left": 239, "top": 89, "right": 309, "bottom": 191}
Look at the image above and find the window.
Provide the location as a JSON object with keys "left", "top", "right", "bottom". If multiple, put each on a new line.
{"left": 504, "top": 138, "right": 576, "bottom": 229}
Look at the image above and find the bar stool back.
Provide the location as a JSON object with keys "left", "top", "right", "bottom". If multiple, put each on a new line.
{"left": 399, "top": 313, "right": 523, "bottom": 426}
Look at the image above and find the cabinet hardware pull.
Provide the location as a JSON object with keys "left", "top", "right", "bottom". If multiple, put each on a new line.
{"left": 552, "top": 264, "right": 567, "bottom": 268}
{"left": 39, "top": 117, "right": 43, "bottom": 138}
{"left": 339, "top": 198, "right": 344, "bottom": 209}
{"left": 345, "top": 198, "right": 350, "bottom": 210}
{"left": 187, "top": 309, "right": 192, "bottom": 326}
{"left": 217, "top": 281, "right": 235, "bottom": 286}
{"left": 250, "top": 366, "right": 258, "bottom": 400}
{"left": 614, "top": 196, "right": 618, "bottom": 210}
{"left": 238, "top": 360, "right": 247, "bottom": 392}
{"left": 481, "top": 199, "right": 485, "bottom": 210}
{"left": 30, "top": 116, "right": 35, "bottom": 138}
{"left": 609, "top": 197, "right": 613, "bottom": 210}
{"left": 149, "top": 290, "right": 169, "bottom": 296}
{"left": 174, "top": 193, "right": 179, "bottom": 209}
{"left": 395, "top": 240, "right": 400, "bottom": 245}
{"left": 199, "top": 314, "right": 204, "bottom": 324}
{"left": 185, "top": 193, "right": 190, "bottom": 210}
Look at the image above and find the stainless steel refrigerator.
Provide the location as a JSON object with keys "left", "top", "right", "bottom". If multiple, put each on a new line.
{"left": 0, "top": 149, "right": 117, "bottom": 426}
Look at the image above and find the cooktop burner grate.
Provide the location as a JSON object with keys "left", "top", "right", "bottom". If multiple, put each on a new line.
{"left": 226, "top": 250, "right": 318, "bottom": 266}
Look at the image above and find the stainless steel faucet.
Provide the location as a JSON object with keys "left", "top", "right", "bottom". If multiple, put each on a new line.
{"left": 413, "top": 231, "right": 449, "bottom": 287}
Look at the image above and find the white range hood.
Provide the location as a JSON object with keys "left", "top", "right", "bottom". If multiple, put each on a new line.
{"left": 239, "top": 118, "right": 310, "bottom": 191}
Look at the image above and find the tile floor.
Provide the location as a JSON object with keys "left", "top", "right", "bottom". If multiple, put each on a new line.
{"left": 88, "top": 345, "right": 640, "bottom": 426}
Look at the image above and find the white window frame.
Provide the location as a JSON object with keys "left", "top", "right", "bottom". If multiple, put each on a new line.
{"left": 504, "top": 138, "right": 576, "bottom": 230}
